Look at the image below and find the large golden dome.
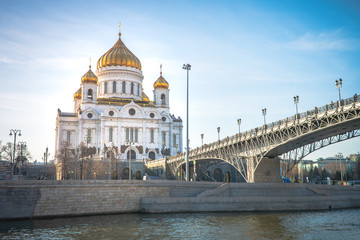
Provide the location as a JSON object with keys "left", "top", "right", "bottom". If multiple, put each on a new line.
{"left": 97, "top": 33, "right": 142, "bottom": 70}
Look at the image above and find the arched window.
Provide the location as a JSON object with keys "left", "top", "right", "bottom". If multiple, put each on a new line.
{"left": 131, "top": 83, "right": 134, "bottom": 94}
{"left": 149, "top": 151, "right": 155, "bottom": 160}
{"left": 67, "top": 131, "right": 71, "bottom": 144}
{"left": 127, "top": 150, "right": 136, "bottom": 160}
{"left": 162, "top": 131, "right": 166, "bottom": 145}
{"left": 87, "top": 129, "right": 91, "bottom": 140}
{"left": 122, "top": 81, "right": 126, "bottom": 93}
{"left": 87, "top": 89, "right": 93, "bottom": 100}
{"left": 150, "top": 129, "right": 154, "bottom": 143}
{"left": 113, "top": 81, "right": 116, "bottom": 93}
{"left": 135, "top": 128, "right": 138, "bottom": 142}
{"left": 137, "top": 84, "right": 140, "bottom": 96}
{"left": 161, "top": 94, "right": 166, "bottom": 105}
{"left": 126, "top": 128, "right": 129, "bottom": 142}
{"left": 130, "top": 128, "right": 134, "bottom": 142}
{"left": 104, "top": 82, "right": 108, "bottom": 94}
{"left": 109, "top": 127, "right": 113, "bottom": 142}
{"left": 226, "top": 171, "right": 231, "bottom": 183}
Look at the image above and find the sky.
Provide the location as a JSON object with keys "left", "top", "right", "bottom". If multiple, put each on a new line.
{"left": 0, "top": 0, "right": 360, "bottom": 162}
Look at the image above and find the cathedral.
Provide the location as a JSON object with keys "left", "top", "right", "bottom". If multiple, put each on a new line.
{"left": 55, "top": 28, "right": 183, "bottom": 179}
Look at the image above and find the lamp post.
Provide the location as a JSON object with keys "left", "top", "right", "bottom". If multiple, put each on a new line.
{"left": 9, "top": 129, "right": 21, "bottom": 179}
{"left": 293, "top": 95, "right": 299, "bottom": 117}
{"left": 161, "top": 142, "right": 170, "bottom": 179}
{"left": 237, "top": 118, "right": 241, "bottom": 134}
{"left": 335, "top": 78, "right": 342, "bottom": 107}
{"left": 201, "top": 134, "right": 204, "bottom": 146}
{"left": 126, "top": 140, "right": 134, "bottom": 180}
{"left": 262, "top": 108, "right": 267, "bottom": 125}
{"left": 336, "top": 153, "right": 344, "bottom": 183}
{"left": 217, "top": 127, "right": 220, "bottom": 141}
{"left": 183, "top": 63, "right": 191, "bottom": 181}
{"left": 42, "top": 147, "right": 50, "bottom": 165}
{"left": 17, "top": 141, "right": 26, "bottom": 177}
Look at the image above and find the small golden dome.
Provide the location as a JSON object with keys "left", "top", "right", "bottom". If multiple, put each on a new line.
{"left": 81, "top": 65, "right": 98, "bottom": 84}
{"left": 153, "top": 64, "right": 169, "bottom": 89}
{"left": 97, "top": 33, "right": 141, "bottom": 70}
{"left": 142, "top": 90, "right": 150, "bottom": 101}
{"left": 74, "top": 87, "right": 82, "bottom": 99}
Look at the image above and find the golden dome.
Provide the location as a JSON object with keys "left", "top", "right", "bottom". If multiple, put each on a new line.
{"left": 74, "top": 87, "right": 82, "bottom": 99}
{"left": 81, "top": 65, "right": 98, "bottom": 84}
{"left": 142, "top": 90, "right": 150, "bottom": 101}
{"left": 97, "top": 33, "right": 142, "bottom": 70}
{"left": 153, "top": 64, "right": 169, "bottom": 89}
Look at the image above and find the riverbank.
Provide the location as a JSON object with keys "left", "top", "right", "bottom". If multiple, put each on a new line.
{"left": 1, "top": 180, "right": 360, "bottom": 220}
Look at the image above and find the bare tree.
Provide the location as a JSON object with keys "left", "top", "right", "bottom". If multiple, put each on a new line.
{"left": 57, "top": 141, "right": 75, "bottom": 180}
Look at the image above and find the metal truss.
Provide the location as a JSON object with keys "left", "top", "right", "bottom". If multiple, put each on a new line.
{"left": 161, "top": 95, "right": 360, "bottom": 182}
{"left": 282, "top": 128, "right": 360, "bottom": 174}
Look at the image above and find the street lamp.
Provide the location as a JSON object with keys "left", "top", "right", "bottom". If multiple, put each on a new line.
{"left": 217, "top": 127, "right": 221, "bottom": 141}
{"left": 17, "top": 141, "right": 26, "bottom": 177}
{"left": 293, "top": 95, "right": 299, "bottom": 117}
{"left": 237, "top": 118, "right": 241, "bottom": 134}
{"left": 9, "top": 129, "right": 21, "bottom": 179}
{"left": 201, "top": 134, "right": 204, "bottom": 146}
{"left": 262, "top": 108, "right": 267, "bottom": 125}
{"left": 126, "top": 140, "right": 134, "bottom": 180}
{"left": 183, "top": 63, "right": 191, "bottom": 181}
{"left": 335, "top": 78, "right": 342, "bottom": 107}
{"left": 336, "top": 153, "right": 344, "bottom": 183}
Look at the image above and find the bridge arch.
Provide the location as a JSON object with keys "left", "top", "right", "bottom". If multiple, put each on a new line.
{"left": 153, "top": 96, "right": 360, "bottom": 183}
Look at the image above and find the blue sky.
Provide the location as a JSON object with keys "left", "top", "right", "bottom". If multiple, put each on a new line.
{"left": 0, "top": 0, "right": 360, "bottom": 162}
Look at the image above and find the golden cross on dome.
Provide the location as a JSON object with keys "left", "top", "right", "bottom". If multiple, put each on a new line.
{"left": 118, "top": 22, "right": 122, "bottom": 36}
{"left": 160, "top": 64, "right": 162, "bottom": 75}
{"left": 89, "top": 57, "right": 91, "bottom": 69}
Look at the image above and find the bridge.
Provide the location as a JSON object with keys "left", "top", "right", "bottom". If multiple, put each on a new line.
{"left": 146, "top": 94, "right": 360, "bottom": 183}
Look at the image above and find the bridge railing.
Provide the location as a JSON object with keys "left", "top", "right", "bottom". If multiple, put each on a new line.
{"left": 167, "top": 94, "right": 359, "bottom": 162}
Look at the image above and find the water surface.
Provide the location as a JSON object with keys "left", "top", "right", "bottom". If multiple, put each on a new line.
{"left": 1, "top": 209, "right": 359, "bottom": 239}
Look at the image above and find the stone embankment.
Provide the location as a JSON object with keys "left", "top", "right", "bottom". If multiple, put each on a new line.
{"left": 1, "top": 180, "right": 359, "bottom": 220}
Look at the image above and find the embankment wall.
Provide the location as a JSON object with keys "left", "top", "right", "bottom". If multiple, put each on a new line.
{"left": 1, "top": 180, "right": 359, "bottom": 220}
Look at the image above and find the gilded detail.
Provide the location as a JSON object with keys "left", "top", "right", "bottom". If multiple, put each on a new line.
{"left": 73, "top": 88, "right": 82, "bottom": 99}
{"left": 153, "top": 75, "right": 169, "bottom": 89}
{"left": 97, "top": 34, "right": 142, "bottom": 70}
{"left": 81, "top": 67, "right": 98, "bottom": 84}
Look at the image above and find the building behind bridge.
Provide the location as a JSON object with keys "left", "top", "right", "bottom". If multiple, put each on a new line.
{"left": 54, "top": 29, "right": 183, "bottom": 180}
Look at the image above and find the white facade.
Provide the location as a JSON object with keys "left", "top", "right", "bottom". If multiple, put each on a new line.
{"left": 55, "top": 33, "right": 183, "bottom": 163}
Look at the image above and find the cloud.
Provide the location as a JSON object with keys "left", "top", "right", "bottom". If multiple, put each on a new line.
{"left": 0, "top": 57, "right": 15, "bottom": 64}
{"left": 285, "top": 31, "right": 359, "bottom": 51}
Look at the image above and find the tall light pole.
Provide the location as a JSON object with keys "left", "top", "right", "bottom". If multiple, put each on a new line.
{"left": 335, "top": 78, "right": 342, "bottom": 107}
{"left": 201, "top": 134, "right": 204, "bottom": 146}
{"left": 17, "top": 142, "right": 26, "bottom": 177}
{"left": 9, "top": 129, "right": 21, "bottom": 179}
{"left": 217, "top": 127, "right": 221, "bottom": 141}
{"left": 237, "top": 118, "right": 241, "bottom": 135}
{"left": 183, "top": 63, "right": 191, "bottom": 181}
{"left": 126, "top": 140, "right": 134, "bottom": 180}
{"left": 336, "top": 153, "right": 344, "bottom": 183}
{"left": 262, "top": 108, "right": 267, "bottom": 125}
{"left": 293, "top": 95, "right": 299, "bottom": 117}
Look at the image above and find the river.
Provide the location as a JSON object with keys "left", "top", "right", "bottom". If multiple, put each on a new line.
{"left": 1, "top": 209, "right": 359, "bottom": 239}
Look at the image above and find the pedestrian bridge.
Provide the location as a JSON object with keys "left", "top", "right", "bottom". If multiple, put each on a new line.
{"left": 146, "top": 94, "right": 360, "bottom": 183}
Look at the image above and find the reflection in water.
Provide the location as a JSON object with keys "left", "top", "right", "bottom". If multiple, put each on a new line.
{"left": 1, "top": 209, "right": 360, "bottom": 239}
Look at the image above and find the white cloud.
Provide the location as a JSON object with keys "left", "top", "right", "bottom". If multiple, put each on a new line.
{"left": 0, "top": 57, "right": 15, "bottom": 64}
{"left": 285, "top": 30, "right": 358, "bottom": 51}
